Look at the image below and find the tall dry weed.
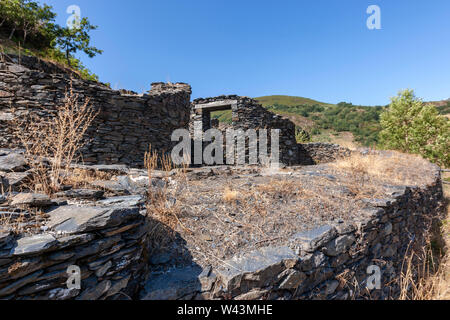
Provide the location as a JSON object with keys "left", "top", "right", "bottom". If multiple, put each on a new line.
{"left": 13, "top": 82, "right": 98, "bottom": 195}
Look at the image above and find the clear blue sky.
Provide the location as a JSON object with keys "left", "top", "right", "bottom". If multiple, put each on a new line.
{"left": 39, "top": 0, "right": 450, "bottom": 105}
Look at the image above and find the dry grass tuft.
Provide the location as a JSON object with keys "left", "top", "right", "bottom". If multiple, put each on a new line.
{"left": 223, "top": 187, "right": 238, "bottom": 203}
{"left": 398, "top": 244, "right": 448, "bottom": 300}
{"left": 13, "top": 82, "right": 98, "bottom": 195}
{"left": 255, "top": 179, "right": 299, "bottom": 201}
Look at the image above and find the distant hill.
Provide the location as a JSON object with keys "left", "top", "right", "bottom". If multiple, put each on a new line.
{"left": 255, "top": 95, "right": 334, "bottom": 108}
{"left": 426, "top": 99, "right": 450, "bottom": 107}
{"left": 426, "top": 99, "right": 450, "bottom": 117}
{"left": 212, "top": 95, "right": 385, "bottom": 146}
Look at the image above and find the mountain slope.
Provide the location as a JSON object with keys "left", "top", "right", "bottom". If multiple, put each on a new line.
{"left": 255, "top": 95, "right": 334, "bottom": 107}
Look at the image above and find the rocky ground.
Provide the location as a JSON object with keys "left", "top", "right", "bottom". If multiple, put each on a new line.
{"left": 145, "top": 151, "right": 438, "bottom": 272}
{"left": 0, "top": 148, "right": 443, "bottom": 300}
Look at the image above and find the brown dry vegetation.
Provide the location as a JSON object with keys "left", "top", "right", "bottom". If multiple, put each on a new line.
{"left": 332, "top": 152, "right": 449, "bottom": 300}
{"left": 141, "top": 152, "right": 438, "bottom": 269}
{"left": 411, "top": 179, "right": 449, "bottom": 300}
{"left": 331, "top": 150, "right": 436, "bottom": 187}
{"left": 141, "top": 149, "right": 449, "bottom": 302}
{"left": 12, "top": 83, "right": 98, "bottom": 195}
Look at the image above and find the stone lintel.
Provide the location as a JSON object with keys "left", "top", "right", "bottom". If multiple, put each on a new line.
{"left": 194, "top": 100, "right": 238, "bottom": 111}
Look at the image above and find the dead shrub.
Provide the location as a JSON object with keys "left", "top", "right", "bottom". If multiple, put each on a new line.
{"left": 13, "top": 83, "right": 98, "bottom": 195}
{"left": 63, "top": 168, "right": 112, "bottom": 189}
{"left": 223, "top": 187, "right": 238, "bottom": 203}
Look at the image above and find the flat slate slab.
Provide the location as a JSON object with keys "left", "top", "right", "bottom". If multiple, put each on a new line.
{"left": 11, "top": 234, "right": 59, "bottom": 256}
{"left": 96, "top": 195, "right": 144, "bottom": 207}
{"left": 54, "top": 189, "right": 105, "bottom": 200}
{"left": 2, "top": 172, "right": 33, "bottom": 191}
{"left": 290, "top": 225, "right": 338, "bottom": 253}
{"left": 47, "top": 205, "right": 140, "bottom": 235}
{"left": 90, "top": 180, "right": 130, "bottom": 195}
{"left": 71, "top": 164, "right": 129, "bottom": 175}
{"left": 215, "top": 246, "right": 298, "bottom": 292}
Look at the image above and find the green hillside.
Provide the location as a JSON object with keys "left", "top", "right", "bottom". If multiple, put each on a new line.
{"left": 212, "top": 95, "right": 334, "bottom": 124}
{"left": 212, "top": 96, "right": 385, "bottom": 147}
{"left": 255, "top": 95, "right": 334, "bottom": 108}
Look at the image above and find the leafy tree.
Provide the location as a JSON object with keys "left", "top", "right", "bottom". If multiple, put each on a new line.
{"left": 54, "top": 17, "right": 103, "bottom": 66}
{"left": 379, "top": 89, "right": 450, "bottom": 167}
{"left": 0, "top": 0, "right": 56, "bottom": 44}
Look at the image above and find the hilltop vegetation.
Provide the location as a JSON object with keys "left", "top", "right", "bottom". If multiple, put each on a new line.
{"left": 0, "top": 0, "right": 102, "bottom": 81}
{"left": 256, "top": 95, "right": 333, "bottom": 108}
{"left": 213, "top": 94, "right": 449, "bottom": 153}
{"left": 212, "top": 96, "right": 385, "bottom": 146}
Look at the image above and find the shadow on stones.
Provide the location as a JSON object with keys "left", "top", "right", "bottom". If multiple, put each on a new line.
{"left": 140, "top": 218, "right": 206, "bottom": 301}
{"left": 297, "top": 144, "right": 316, "bottom": 166}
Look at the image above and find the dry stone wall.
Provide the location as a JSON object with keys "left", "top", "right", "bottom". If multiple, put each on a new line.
{"left": 0, "top": 54, "right": 192, "bottom": 167}
{"left": 298, "top": 143, "right": 352, "bottom": 165}
{"left": 0, "top": 54, "right": 446, "bottom": 300}
{"left": 211, "top": 178, "right": 444, "bottom": 300}
{"left": 0, "top": 200, "right": 150, "bottom": 300}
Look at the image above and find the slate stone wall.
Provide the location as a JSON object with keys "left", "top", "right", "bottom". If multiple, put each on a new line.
{"left": 297, "top": 143, "right": 352, "bottom": 165}
{"left": 0, "top": 54, "right": 192, "bottom": 167}
{"left": 0, "top": 203, "right": 150, "bottom": 300}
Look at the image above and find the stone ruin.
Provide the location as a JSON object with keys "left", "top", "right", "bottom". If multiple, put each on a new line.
{"left": 0, "top": 54, "right": 192, "bottom": 167}
{"left": 0, "top": 54, "right": 446, "bottom": 300}
{"left": 191, "top": 96, "right": 299, "bottom": 165}
{"left": 0, "top": 53, "right": 349, "bottom": 167}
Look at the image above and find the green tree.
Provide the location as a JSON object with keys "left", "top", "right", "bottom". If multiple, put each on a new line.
{"left": 54, "top": 17, "right": 103, "bottom": 66}
{"left": 0, "top": 0, "right": 55, "bottom": 44}
{"left": 379, "top": 89, "right": 450, "bottom": 167}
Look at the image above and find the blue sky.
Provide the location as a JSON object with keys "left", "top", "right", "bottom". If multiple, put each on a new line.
{"left": 39, "top": 0, "right": 450, "bottom": 105}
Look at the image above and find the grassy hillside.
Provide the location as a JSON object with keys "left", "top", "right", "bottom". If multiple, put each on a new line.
{"left": 0, "top": 1, "right": 101, "bottom": 82}
{"left": 255, "top": 95, "right": 334, "bottom": 108}
{"left": 213, "top": 95, "right": 333, "bottom": 123}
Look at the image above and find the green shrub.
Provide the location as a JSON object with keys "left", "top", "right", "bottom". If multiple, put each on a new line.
{"left": 379, "top": 89, "right": 450, "bottom": 167}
